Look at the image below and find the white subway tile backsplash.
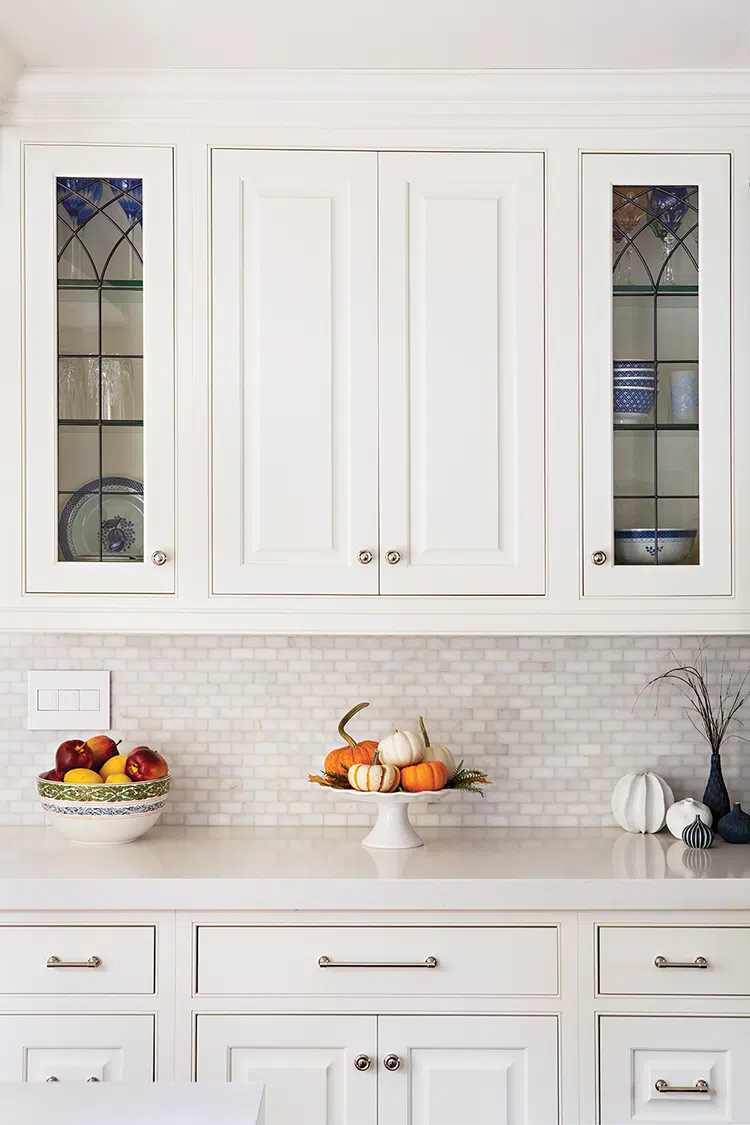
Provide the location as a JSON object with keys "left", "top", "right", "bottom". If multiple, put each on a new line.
{"left": 2, "top": 634, "right": 749, "bottom": 827}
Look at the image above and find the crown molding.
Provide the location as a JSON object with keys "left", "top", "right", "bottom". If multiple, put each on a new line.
{"left": 0, "top": 38, "right": 22, "bottom": 115}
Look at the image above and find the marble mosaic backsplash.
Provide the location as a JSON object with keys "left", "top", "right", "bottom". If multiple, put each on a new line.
{"left": 1, "top": 633, "right": 749, "bottom": 827}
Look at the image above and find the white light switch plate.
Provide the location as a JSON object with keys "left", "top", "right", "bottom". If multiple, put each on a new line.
{"left": 28, "top": 671, "right": 110, "bottom": 731}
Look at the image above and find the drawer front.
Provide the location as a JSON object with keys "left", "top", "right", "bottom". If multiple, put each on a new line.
{"left": 196, "top": 926, "right": 558, "bottom": 997}
{"left": 599, "top": 926, "right": 750, "bottom": 996}
{"left": 600, "top": 1015, "right": 750, "bottom": 1124}
{"left": 0, "top": 926, "right": 156, "bottom": 995}
{"left": 0, "top": 1014, "right": 155, "bottom": 1081}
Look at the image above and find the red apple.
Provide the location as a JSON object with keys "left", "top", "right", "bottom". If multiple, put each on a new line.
{"left": 125, "top": 746, "right": 169, "bottom": 781}
{"left": 41, "top": 768, "right": 62, "bottom": 781}
{"left": 55, "top": 739, "right": 93, "bottom": 776}
{"left": 85, "top": 734, "right": 122, "bottom": 770}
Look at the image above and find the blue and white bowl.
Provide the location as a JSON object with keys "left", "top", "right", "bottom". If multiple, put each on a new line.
{"left": 613, "top": 361, "right": 657, "bottom": 421}
{"left": 614, "top": 528, "right": 696, "bottom": 565}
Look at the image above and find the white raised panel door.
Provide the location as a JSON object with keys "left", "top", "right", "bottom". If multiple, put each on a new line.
{"left": 377, "top": 1015, "right": 558, "bottom": 1125}
{"left": 378, "top": 152, "right": 546, "bottom": 595}
{"left": 0, "top": 1014, "right": 154, "bottom": 1081}
{"left": 24, "top": 145, "right": 175, "bottom": 594}
{"left": 582, "top": 153, "right": 731, "bottom": 596}
{"left": 599, "top": 1015, "right": 750, "bottom": 1123}
{"left": 211, "top": 150, "right": 378, "bottom": 594}
{"left": 196, "top": 1014, "right": 376, "bottom": 1125}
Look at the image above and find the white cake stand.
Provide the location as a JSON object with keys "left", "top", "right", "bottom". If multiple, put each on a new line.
{"left": 329, "top": 789, "right": 453, "bottom": 849}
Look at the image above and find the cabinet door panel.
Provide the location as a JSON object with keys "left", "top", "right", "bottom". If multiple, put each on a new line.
{"left": 582, "top": 152, "right": 731, "bottom": 596}
{"left": 600, "top": 1015, "right": 750, "bottom": 1123}
{"left": 379, "top": 152, "right": 545, "bottom": 595}
{"left": 211, "top": 150, "right": 378, "bottom": 594}
{"left": 377, "top": 1015, "right": 558, "bottom": 1125}
{"left": 196, "top": 1014, "right": 376, "bottom": 1125}
{"left": 0, "top": 1014, "right": 154, "bottom": 1081}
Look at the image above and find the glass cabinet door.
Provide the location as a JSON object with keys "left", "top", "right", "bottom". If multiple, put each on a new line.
{"left": 24, "top": 146, "right": 174, "bottom": 594}
{"left": 582, "top": 153, "right": 731, "bottom": 596}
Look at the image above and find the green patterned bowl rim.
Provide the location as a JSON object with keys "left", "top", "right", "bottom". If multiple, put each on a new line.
{"left": 37, "top": 773, "right": 170, "bottom": 803}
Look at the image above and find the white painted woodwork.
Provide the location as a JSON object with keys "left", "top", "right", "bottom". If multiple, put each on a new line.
{"left": 196, "top": 925, "right": 559, "bottom": 997}
{"left": 211, "top": 149, "right": 379, "bottom": 594}
{"left": 0, "top": 1014, "right": 155, "bottom": 1081}
{"left": 378, "top": 152, "right": 546, "bottom": 595}
{"left": 377, "top": 1014, "right": 559, "bottom": 1125}
{"left": 582, "top": 152, "right": 732, "bottom": 597}
{"left": 23, "top": 145, "right": 175, "bottom": 594}
{"left": 0, "top": 925, "right": 155, "bottom": 994}
{"left": 599, "top": 1015, "right": 750, "bottom": 1124}
{"left": 196, "top": 1014, "right": 377, "bottom": 1125}
{"left": 598, "top": 926, "right": 750, "bottom": 996}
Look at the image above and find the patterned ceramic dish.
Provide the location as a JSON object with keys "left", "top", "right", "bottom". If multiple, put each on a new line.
{"left": 37, "top": 773, "right": 170, "bottom": 845}
{"left": 613, "top": 361, "right": 657, "bottom": 422}
{"left": 614, "top": 528, "right": 696, "bottom": 565}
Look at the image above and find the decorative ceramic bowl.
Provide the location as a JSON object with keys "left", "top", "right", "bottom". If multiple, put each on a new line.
{"left": 37, "top": 773, "right": 170, "bottom": 845}
{"left": 613, "top": 361, "right": 657, "bottom": 421}
{"left": 614, "top": 528, "right": 696, "bottom": 565}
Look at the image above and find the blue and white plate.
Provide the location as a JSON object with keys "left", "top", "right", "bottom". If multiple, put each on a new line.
{"left": 59, "top": 476, "right": 143, "bottom": 562}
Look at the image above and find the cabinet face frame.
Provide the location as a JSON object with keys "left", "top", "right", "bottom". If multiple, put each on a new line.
{"left": 581, "top": 151, "right": 732, "bottom": 597}
{"left": 23, "top": 144, "right": 175, "bottom": 594}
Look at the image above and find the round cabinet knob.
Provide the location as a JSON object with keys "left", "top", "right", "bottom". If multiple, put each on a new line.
{"left": 383, "top": 1055, "right": 401, "bottom": 1072}
{"left": 385, "top": 550, "right": 401, "bottom": 565}
{"left": 46, "top": 1077, "right": 59, "bottom": 1083}
{"left": 86, "top": 1077, "right": 100, "bottom": 1083}
{"left": 151, "top": 550, "right": 168, "bottom": 567}
{"left": 357, "top": 550, "right": 373, "bottom": 565}
{"left": 353, "top": 1055, "right": 372, "bottom": 1072}
{"left": 591, "top": 550, "right": 607, "bottom": 566}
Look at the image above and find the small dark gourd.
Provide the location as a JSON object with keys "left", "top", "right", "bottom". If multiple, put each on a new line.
{"left": 681, "top": 814, "right": 713, "bottom": 850}
{"left": 717, "top": 803, "right": 750, "bottom": 845}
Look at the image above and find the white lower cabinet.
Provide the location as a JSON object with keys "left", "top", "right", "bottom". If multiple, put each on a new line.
{"left": 196, "top": 1013, "right": 558, "bottom": 1125}
{"left": 0, "top": 1013, "right": 155, "bottom": 1082}
{"left": 599, "top": 1016, "right": 750, "bottom": 1124}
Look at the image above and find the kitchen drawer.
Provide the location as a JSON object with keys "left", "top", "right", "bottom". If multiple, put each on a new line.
{"left": 196, "top": 926, "right": 559, "bottom": 997}
{"left": 0, "top": 1014, "right": 155, "bottom": 1081}
{"left": 600, "top": 1015, "right": 750, "bottom": 1124}
{"left": 598, "top": 926, "right": 750, "bottom": 996}
{"left": 0, "top": 926, "right": 156, "bottom": 995}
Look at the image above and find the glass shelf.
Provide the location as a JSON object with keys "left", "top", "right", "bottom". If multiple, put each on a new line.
{"left": 614, "top": 285, "right": 698, "bottom": 296}
{"left": 57, "top": 419, "right": 144, "bottom": 428}
{"left": 614, "top": 423, "right": 699, "bottom": 432}
{"left": 58, "top": 279, "right": 143, "bottom": 291}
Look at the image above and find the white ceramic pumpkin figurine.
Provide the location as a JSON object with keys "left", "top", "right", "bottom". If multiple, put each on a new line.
{"left": 665, "top": 796, "right": 713, "bottom": 839}
{"left": 611, "top": 772, "right": 674, "bottom": 834}
{"left": 417, "top": 716, "right": 457, "bottom": 780}
{"left": 378, "top": 728, "right": 424, "bottom": 768}
{"left": 348, "top": 751, "right": 401, "bottom": 794}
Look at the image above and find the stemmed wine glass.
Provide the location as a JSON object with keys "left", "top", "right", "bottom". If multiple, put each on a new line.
{"left": 57, "top": 178, "right": 103, "bottom": 280}
{"left": 108, "top": 179, "right": 142, "bottom": 281}
{"left": 612, "top": 187, "right": 649, "bottom": 285}
{"left": 649, "top": 186, "right": 690, "bottom": 286}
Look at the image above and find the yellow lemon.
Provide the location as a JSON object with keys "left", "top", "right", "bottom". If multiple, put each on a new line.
{"left": 99, "top": 754, "right": 129, "bottom": 780}
{"left": 104, "top": 773, "right": 130, "bottom": 785}
{"left": 63, "top": 768, "right": 103, "bottom": 785}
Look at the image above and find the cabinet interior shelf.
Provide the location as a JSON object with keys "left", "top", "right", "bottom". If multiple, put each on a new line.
{"left": 614, "top": 493, "right": 699, "bottom": 500}
{"left": 614, "top": 423, "right": 699, "bottom": 432}
{"left": 57, "top": 280, "right": 143, "bottom": 291}
{"left": 613, "top": 285, "right": 699, "bottom": 296}
{"left": 58, "top": 419, "right": 143, "bottom": 427}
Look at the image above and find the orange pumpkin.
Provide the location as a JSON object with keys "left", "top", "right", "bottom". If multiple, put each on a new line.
{"left": 400, "top": 760, "right": 448, "bottom": 793}
{"left": 324, "top": 702, "right": 378, "bottom": 778}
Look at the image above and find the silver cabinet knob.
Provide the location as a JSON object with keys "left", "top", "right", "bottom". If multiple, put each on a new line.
{"left": 46, "top": 1077, "right": 59, "bottom": 1083}
{"left": 385, "top": 550, "right": 401, "bottom": 565}
{"left": 353, "top": 1054, "right": 372, "bottom": 1072}
{"left": 383, "top": 1055, "right": 401, "bottom": 1072}
{"left": 357, "top": 550, "right": 373, "bottom": 565}
{"left": 591, "top": 550, "right": 607, "bottom": 566}
{"left": 151, "top": 550, "right": 168, "bottom": 566}
{"left": 86, "top": 1077, "right": 100, "bottom": 1083}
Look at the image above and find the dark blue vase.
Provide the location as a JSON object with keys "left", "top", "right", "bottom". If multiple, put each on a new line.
{"left": 702, "top": 752, "right": 730, "bottom": 825}
{"left": 717, "top": 803, "right": 750, "bottom": 845}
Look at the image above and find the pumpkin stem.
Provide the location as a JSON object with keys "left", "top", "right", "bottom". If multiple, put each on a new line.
{"left": 418, "top": 715, "right": 430, "bottom": 748}
{"left": 372, "top": 748, "right": 380, "bottom": 766}
{"left": 337, "top": 701, "right": 370, "bottom": 752}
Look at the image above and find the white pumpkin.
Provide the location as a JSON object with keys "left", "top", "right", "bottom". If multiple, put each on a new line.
{"left": 417, "top": 716, "right": 457, "bottom": 780}
{"left": 378, "top": 729, "right": 424, "bottom": 768}
{"left": 611, "top": 772, "right": 675, "bottom": 834}
{"left": 348, "top": 756, "right": 401, "bottom": 793}
{"left": 666, "top": 797, "right": 713, "bottom": 840}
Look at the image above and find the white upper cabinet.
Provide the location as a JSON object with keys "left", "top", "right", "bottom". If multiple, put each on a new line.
{"left": 378, "top": 152, "right": 546, "bottom": 595}
{"left": 24, "top": 145, "right": 175, "bottom": 594}
{"left": 582, "top": 152, "right": 732, "bottom": 597}
{"left": 211, "top": 149, "right": 379, "bottom": 595}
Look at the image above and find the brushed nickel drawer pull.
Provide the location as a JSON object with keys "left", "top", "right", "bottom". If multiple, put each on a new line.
{"left": 86, "top": 1077, "right": 100, "bottom": 1083}
{"left": 46, "top": 1077, "right": 59, "bottom": 1083}
{"left": 47, "top": 956, "right": 102, "bottom": 969}
{"left": 654, "top": 956, "right": 708, "bottom": 969}
{"left": 318, "top": 955, "right": 438, "bottom": 970}
{"left": 655, "top": 1079, "right": 709, "bottom": 1094}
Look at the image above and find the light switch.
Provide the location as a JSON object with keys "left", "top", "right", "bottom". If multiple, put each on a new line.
{"left": 28, "top": 671, "right": 110, "bottom": 731}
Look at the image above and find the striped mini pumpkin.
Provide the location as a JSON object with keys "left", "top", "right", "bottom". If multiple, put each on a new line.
{"left": 682, "top": 814, "right": 713, "bottom": 850}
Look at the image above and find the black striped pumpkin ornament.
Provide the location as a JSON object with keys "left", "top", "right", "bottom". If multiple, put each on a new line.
{"left": 681, "top": 813, "right": 714, "bottom": 850}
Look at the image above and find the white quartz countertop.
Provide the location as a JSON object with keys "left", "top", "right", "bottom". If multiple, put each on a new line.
{"left": 2, "top": 826, "right": 750, "bottom": 911}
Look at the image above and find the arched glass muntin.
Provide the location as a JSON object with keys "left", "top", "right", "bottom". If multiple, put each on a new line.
{"left": 611, "top": 185, "right": 700, "bottom": 567}
{"left": 56, "top": 178, "right": 144, "bottom": 563}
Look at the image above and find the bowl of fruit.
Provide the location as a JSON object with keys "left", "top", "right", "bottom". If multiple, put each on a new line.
{"left": 37, "top": 736, "right": 171, "bottom": 845}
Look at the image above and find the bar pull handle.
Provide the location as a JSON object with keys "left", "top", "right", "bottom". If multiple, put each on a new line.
{"left": 655, "top": 1079, "right": 709, "bottom": 1094}
{"left": 47, "top": 956, "right": 102, "bottom": 969}
{"left": 318, "top": 955, "right": 437, "bottom": 969}
{"left": 654, "top": 956, "right": 708, "bottom": 969}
